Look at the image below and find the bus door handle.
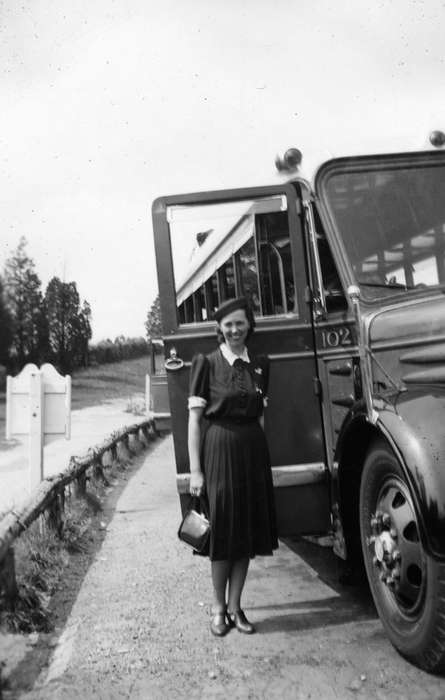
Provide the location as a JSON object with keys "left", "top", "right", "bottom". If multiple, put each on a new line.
{"left": 165, "top": 347, "right": 184, "bottom": 371}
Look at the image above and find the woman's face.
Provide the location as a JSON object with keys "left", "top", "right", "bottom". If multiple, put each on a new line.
{"left": 218, "top": 308, "right": 250, "bottom": 351}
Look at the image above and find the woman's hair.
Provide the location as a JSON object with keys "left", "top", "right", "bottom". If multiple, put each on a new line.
{"left": 215, "top": 304, "right": 256, "bottom": 344}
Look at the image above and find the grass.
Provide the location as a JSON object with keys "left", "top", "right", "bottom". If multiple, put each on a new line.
{"left": 0, "top": 454, "right": 134, "bottom": 634}
{"left": 70, "top": 356, "right": 150, "bottom": 410}
{"left": 0, "top": 356, "right": 151, "bottom": 449}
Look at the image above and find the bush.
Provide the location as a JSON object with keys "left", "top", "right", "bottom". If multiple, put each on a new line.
{"left": 88, "top": 337, "right": 148, "bottom": 365}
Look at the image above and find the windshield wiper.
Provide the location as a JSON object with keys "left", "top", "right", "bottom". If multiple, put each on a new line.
{"left": 357, "top": 280, "right": 416, "bottom": 290}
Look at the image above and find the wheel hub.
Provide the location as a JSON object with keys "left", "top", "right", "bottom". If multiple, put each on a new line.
{"left": 374, "top": 530, "right": 395, "bottom": 562}
{"left": 366, "top": 479, "right": 426, "bottom": 615}
{"left": 369, "top": 511, "right": 401, "bottom": 587}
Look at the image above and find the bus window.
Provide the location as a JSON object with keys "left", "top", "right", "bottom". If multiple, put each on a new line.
{"left": 313, "top": 208, "right": 347, "bottom": 312}
{"left": 236, "top": 237, "right": 261, "bottom": 314}
{"left": 257, "top": 211, "right": 295, "bottom": 315}
{"left": 205, "top": 275, "right": 219, "bottom": 315}
{"left": 184, "top": 297, "right": 194, "bottom": 323}
{"left": 324, "top": 164, "right": 445, "bottom": 301}
{"left": 197, "top": 287, "right": 208, "bottom": 320}
{"left": 192, "top": 289, "right": 204, "bottom": 322}
{"left": 167, "top": 195, "right": 297, "bottom": 324}
{"left": 218, "top": 259, "right": 235, "bottom": 301}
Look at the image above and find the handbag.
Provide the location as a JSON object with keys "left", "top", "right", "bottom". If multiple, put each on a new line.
{"left": 177, "top": 496, "right": 210, "bottom": 553}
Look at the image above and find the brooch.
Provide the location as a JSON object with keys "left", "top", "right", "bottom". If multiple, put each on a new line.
{"left": 254, "top": 367, "right": 263, "bottom": 375}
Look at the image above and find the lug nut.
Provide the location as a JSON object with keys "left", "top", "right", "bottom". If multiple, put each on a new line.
{"left": 372, "top": 555, "right": 379, "bottom": 567}
{"left": 392, "top": 550, "right": 401, "bottom": 562}
{"left": 380, "top": 572, "right": 387, "bottom": 583}
{"left": 382, "top": 513, "right": 390, "bottom": 527}
{"left": 390, "top": 527, "right": 397, "bottom": 539}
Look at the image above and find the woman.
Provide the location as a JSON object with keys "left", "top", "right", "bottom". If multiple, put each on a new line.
{"left": 188, "top": 296, "right": 278, "bottom": 636}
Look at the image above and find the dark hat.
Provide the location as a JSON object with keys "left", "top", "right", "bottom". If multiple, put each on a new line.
{"left": 214, "top": 296, "right": 249, "bottom": 323}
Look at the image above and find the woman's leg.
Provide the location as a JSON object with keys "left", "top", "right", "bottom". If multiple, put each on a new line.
{"left": 227, "top": 557, "right": 249, "bottom": 612}
{"left": 211, "top": 560, "right": 231, "bottom": 611}
{"left": 227, "top": 558, "right": 255, "bottom": 633}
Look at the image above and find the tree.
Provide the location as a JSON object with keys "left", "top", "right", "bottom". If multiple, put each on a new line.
{"left": 74, "top": 300, "right": 92, "bottom": 367}
{"left": 145, "top": 295, "right": 163, "bottom": 339}
{"left": 45, "top": 277, "right": 92, "bottom": 373}
{"left": 0, "top": 276, "right": 13, "bottom": 367}
{"left": 3, "top": 237, "right": 47, "bottom": 369}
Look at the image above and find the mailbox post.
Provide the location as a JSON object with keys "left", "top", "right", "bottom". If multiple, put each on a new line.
{"left": 6, "top": 363, "right": 71, "bottom": 492}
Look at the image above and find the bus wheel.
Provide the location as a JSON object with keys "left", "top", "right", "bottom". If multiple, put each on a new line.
{"left": 360, "top": 439, "right": 445, "bottom": 672}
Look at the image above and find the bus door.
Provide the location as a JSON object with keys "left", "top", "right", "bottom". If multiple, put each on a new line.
{"left": 152, "top": 183, "right": 331, "bottom": 536}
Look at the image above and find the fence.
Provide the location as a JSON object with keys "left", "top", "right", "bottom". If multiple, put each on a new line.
{"left": 0, "top": 417, "right": 160, "bottom": 607}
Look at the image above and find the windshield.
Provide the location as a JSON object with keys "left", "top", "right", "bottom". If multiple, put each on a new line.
{"left": 322, "top": 162, "right": 445, "bottom": 300}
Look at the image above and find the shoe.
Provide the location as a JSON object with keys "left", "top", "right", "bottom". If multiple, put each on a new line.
{"left": 210, "top": 610, "right": 230, "bottom": 637}
{"left": 227, "top": 609, "right": 255, "bottom": 634}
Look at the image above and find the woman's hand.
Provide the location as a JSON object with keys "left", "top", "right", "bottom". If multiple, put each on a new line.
{"left": 190, "top": 470, "right": 205, "bottom": 497}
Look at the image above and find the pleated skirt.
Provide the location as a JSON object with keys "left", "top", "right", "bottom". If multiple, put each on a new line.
{"left": 202, "top": 419, "right": 278, "bottom": 561}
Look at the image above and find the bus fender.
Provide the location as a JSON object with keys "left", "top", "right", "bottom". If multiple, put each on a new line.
{"left": 362, "top": 391, "right": 445, "bottom": 560}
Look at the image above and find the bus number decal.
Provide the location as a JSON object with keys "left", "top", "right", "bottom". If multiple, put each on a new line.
{"left": 320, "top": 327, "right": 352, "bottom": 348}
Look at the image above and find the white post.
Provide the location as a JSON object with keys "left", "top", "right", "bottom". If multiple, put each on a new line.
{"left": 7, "top": 363, "right": 71, "bottom": 493}
{"left": 5, "top": 375, "right": 12, "bottom": 440}
{"left": 29, "top": 370, "right": 44, "bottom": 491}
{"left": 65, "top": 375, "right": 72, "bottom": 439}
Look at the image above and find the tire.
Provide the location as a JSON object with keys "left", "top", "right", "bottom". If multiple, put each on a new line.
{"left": 360, "top": 438, "right": 445, "bottom": 673}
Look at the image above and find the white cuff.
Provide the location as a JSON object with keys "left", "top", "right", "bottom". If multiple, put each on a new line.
{"left": 263, "top": 397, "right": 269, "bottom": 408}
{"left": 188, "top": 396, "right": 207, "bottom": 409}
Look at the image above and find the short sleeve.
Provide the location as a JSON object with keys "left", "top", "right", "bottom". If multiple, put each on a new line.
{"left": 188, "top": 353, "right": 210, "bottom": 409}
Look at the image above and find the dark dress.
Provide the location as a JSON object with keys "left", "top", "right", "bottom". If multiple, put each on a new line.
{"left": 189, "top": 347, "right": 278, "bottom": 561}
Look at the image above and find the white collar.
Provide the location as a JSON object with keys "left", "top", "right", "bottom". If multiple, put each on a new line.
{"left": 220, "top": 343, "right": 250, "bottom": 366}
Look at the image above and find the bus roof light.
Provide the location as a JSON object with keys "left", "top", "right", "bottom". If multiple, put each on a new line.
{"left": 429, "top": 130, "right": 445, "bottom": 148}
{"left": 275, "top": 148, "right": 302, "bottom": 173}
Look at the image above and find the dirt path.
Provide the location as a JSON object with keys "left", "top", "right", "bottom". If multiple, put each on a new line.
{"left": 7, "top": 436, "right": 445, "bottom": 699}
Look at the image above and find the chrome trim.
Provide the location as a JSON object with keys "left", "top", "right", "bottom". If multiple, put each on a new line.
{"left": 348, "top": 286, "right": 377, "bottom": 424}
{"left": 271, "top": 463, "right": 326, "bottom": 487}
{"left": 268, "top": 351, "right": 315, "bottom": 361}
{"left": 316, "top": 347, "right": 359, "bottom": 359}
{"left": 176, "top": 462, "right": 326, "bottom": 494}
{"left": 372, "top": 333, "right": 445, "bottom": 353}
{"left": 303, "top": 199, "right": 327, "bottom": 318}
{"left": 400, "top": 343, "right": 445, "bottom": 363}
{"left": 165, "top": 347, "right": 184, "bottom": 371}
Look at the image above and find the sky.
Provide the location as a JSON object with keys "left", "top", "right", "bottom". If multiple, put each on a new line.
{"left": 1, "top": 0, "right": 445, "bottom": 341}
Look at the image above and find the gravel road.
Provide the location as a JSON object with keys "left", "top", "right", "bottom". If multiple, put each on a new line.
{"left": 9, "top": 435, "right": 445, "bottom": 699}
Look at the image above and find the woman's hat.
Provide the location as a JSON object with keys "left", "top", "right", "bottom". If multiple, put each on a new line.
{"left": 214, "top": 296, "right": 250, "bottom": 323}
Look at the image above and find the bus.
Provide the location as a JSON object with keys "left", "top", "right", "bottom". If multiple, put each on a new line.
{"left": 152, "top": 132, "right": 445, "bottom": 672}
